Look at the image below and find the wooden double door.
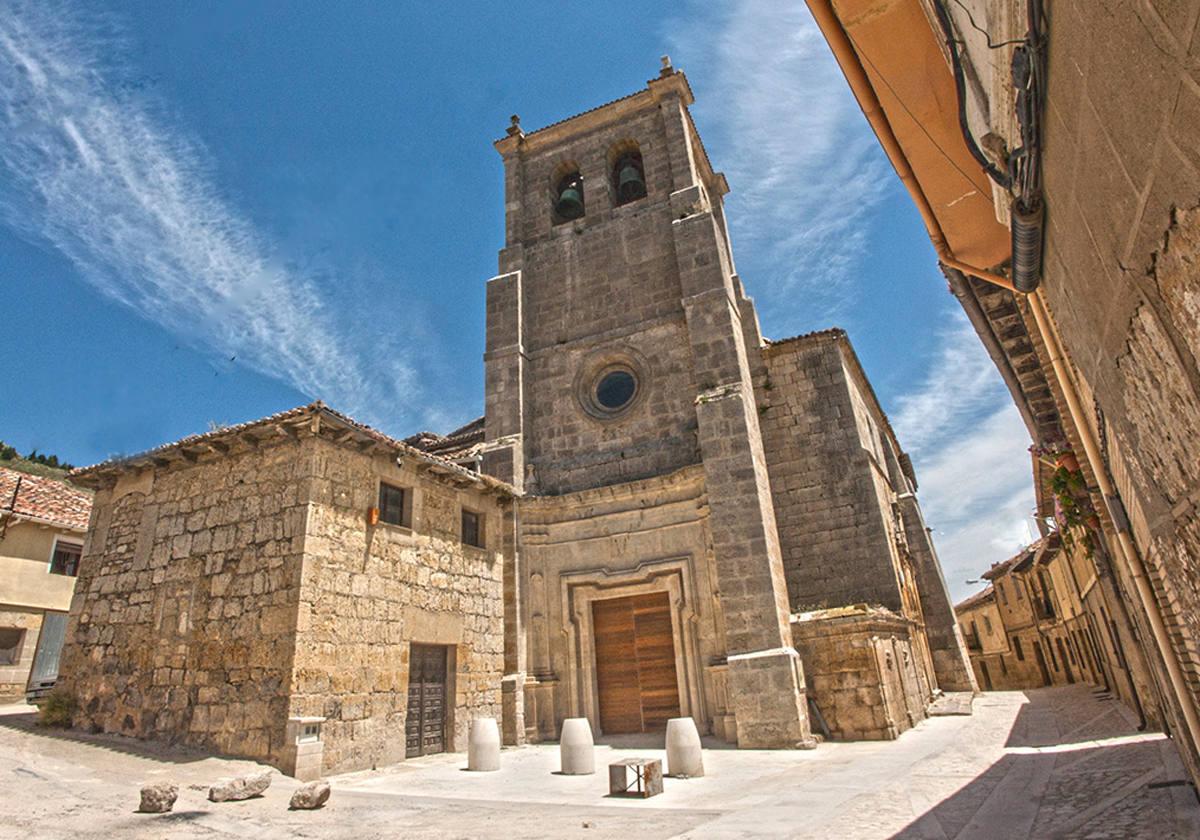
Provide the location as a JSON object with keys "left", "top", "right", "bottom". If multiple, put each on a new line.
{"left": 406, "top": 643, "right": 449, "bottom": 758}
{"left": 592, "top": 592, "right": 682, "bottom": 734}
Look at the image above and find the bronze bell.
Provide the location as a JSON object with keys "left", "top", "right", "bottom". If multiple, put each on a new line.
{"left": 617, "top": 161, "right": 646, "bottom": 202}
{"left": 555, "top": 175, "right": 585, "bottom": 220}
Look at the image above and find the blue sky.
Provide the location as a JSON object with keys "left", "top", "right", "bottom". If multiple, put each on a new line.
{"left": 0, "top": 0, "right": 1034, "bottom": 599}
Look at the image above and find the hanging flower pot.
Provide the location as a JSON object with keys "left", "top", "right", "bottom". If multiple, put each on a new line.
{"left": 1054, "top": 451, "right": 1080, "bottom": 472}
{"left": 1085, "top": 513, "right": 1101, "bottom": 530}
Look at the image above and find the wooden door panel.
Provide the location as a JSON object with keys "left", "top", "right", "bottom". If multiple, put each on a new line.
{"left": 406, "top": 643, "right": 448, "bottom": 758}
{"left": 592, "top": 592, "right": 681, "bottom": 734}
{"left": 633, "top": 593, "right": 681, "bottom": 730}
{"left": 593, "top": 597, "right": 642, "bottom": 734}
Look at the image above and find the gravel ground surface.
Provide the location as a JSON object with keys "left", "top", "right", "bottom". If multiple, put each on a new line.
{"left": 1, "top": 685, "right": 1197, "bottom": 839}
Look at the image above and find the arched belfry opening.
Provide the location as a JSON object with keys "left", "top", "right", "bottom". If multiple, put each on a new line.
{"left": 609, "top": 141, "right": 647, "bottom": 206}
{"left": 551, "top": 162, "right": 585, "bottom": 224}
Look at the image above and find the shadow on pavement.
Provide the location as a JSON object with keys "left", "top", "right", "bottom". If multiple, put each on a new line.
{"left": 0, "top": 709, "right": 223, "bottom": 766}
{"left": 892, "top": 686, "right": 1197, "bottom": 838}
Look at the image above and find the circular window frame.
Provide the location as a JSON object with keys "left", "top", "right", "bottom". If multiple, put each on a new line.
{"left": 575, "top": 351, "right": 648, "bottom": 421}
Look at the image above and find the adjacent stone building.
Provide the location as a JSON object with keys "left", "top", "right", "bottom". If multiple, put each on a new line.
{"left": 61, "top": 404, "right": 515, "bottom": 778}
{"left": 959, "top": 536, "right": 1115, "bottom": 697}
{"left": 59, "top": 65, "right": 973, "bottom": 775}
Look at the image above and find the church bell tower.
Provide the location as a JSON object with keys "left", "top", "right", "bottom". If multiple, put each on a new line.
{"left": 482, "top": 59, "right": 813, "bottom": 749}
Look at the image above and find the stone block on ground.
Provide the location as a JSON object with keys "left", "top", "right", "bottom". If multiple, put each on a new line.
{"left": 289, "top": 780, "right": 331, "bottom": 810}
{"left": 208, "top": 771, "right": 272, "bottom": 802}
{"left": 138, "top": 782, "right": 178, "bottom": 813}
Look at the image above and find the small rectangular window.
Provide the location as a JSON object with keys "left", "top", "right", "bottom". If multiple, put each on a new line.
{"left": 379, "top": 483, "right": 410, "bottom": 528}
{"left": 1013, "top": 635, "right": 1025, "bottom": 661}
{"left": 0, "top": 628, "right": 23, "bottom": 665}
{"left": 50, "top": 542, "right": 82, "bottom": 577}
{"left": 983, "top": 615, "right": 993, "bottom": 634}
{"left": 461, "top": 509, "right": 483, "bottom": 548}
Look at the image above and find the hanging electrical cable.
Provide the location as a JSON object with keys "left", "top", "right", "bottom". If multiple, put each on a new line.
{"left": 929, "top": 0, "right": 1013, "bottom": 190}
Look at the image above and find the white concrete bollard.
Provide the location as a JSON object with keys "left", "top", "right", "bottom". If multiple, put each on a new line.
{"left": 467, "top": 717, "right": 501, "bottom": 772}
{"left": 559, "top": 717, "right": 595, "bottom": 775}
{"left": 665, "top": 717, "right": 704, "bottom": 778}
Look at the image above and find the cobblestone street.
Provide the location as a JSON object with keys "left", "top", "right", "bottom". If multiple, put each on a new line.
{"left": 1, "top": 685, "right": 1196, "bottom": 839}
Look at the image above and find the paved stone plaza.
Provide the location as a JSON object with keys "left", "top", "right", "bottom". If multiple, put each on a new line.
{"left": 1, "top": 684, "right": 1196, "bottom": 839}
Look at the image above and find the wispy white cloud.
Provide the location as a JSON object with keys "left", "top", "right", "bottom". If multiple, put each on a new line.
{"left": 893, "top": 311, "right": 1038, "bottom": 601}
{"left": 0, "top": 2, "right": 416, "bottom": 426}
{"left": 665, "top": 3, "right": 1033, "bottom": 600}
{"left": 666, "top": 0, "right": 892, "bottom": 319}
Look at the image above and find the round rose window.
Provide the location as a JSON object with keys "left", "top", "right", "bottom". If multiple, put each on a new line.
{"left": 595, "top": 369, "right": 637, "bottom": 410}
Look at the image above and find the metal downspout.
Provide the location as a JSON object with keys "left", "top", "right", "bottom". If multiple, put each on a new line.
{"left": 1028, "top": 290, "right": 1200, "bottom": 752}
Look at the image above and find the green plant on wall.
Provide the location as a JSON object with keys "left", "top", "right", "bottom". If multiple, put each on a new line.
{"left": 1050, "top": 465, "right": 1096, "bottom": 558}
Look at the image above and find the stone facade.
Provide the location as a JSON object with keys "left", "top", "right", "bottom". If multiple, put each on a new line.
{"left": 792, "top": 606, "right": 928, "bottom": 741}
{"left": 758, "top": 332, "right": 975, "bottom": 695}
{"left": 484, "top": 67, "right": 969, "bottom": 748}
{"left": 60, "top": 405, "right": 513, "bottom": 777}
{"left": 57, "top": 66, "right": 974, "bottom": 770}
{"left": 960, "top": 536, "right": 1116, "bottom": 698}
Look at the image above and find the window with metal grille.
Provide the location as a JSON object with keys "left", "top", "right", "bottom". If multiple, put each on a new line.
{"left": 461, "top": 509, "right": 483, "bottom": 548}
{"left": 50, "top": 542, "right": 82, "bottom": 577}
{"left": 379, "top": 483, "right": 410, "bottom": 528}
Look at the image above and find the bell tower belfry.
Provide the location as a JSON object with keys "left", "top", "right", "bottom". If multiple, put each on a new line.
{"left": 483, "top": 60, "right": 813, "bottom": 749}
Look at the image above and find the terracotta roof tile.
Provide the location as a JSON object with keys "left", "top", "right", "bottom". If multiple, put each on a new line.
{"left": 955, "top": 584, "right": 995, "bottom": 613}
{"left": 70, "top": 402, "right": 515, "bottom": 497}
{"left": 0, "top": 466, "right": 93, "bottom": 531}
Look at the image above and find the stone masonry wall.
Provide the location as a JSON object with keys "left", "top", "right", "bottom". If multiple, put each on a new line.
{"left": 287, "top": 437, "right": 505, "bottom": 775}
{"left": 792, "top": 609, "right": 927, "bottom": 741}
{"left": 491, "top": 104, "right": 705, "bottom": 496}
{"left": 1037, "top": 0, "right": 1200, "bottom": 781}
{"left": 758, "top": 335, "right": 902, "bottom": 613}
{"left": 59, "top": 443, "right": 309, "bottom": 763}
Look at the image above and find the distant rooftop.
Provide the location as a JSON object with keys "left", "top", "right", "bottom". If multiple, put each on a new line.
{"left": 0, "top": 466, "right": 92, "bottom": 532}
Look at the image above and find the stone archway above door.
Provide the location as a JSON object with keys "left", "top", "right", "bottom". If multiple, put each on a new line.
{"left": 559, "top": 556, "right": 707, "bottom": 737}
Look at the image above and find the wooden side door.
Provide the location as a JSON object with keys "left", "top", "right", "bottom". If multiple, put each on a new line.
{"left": 405, "top": 643, "right": 448, "bottom": 758}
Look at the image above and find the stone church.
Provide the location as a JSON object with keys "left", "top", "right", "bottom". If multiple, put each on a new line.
{"left": 59, "top": 63, "right": 973, "bottom": 778}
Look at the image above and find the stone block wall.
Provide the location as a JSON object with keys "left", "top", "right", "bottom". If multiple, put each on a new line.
{"left": 286, "top": 437, "right": 505, "bottom": 774}
{"left": 758, "top": 334, "right": 903, "bottom": 613}
{"left": 60, "top": 429, "right": 509, "bottom": 777}
{"left": 59, "top": 444, "right": 309, "bottom": 763}
{"left": 792, "top": 607, "right": 928, "bottom": 741}
{"left": 488, "top": 98, "right": 709, "bottom": 496}
{"left": 1037, "top": 0, "right": 1200, "bottom": 780}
